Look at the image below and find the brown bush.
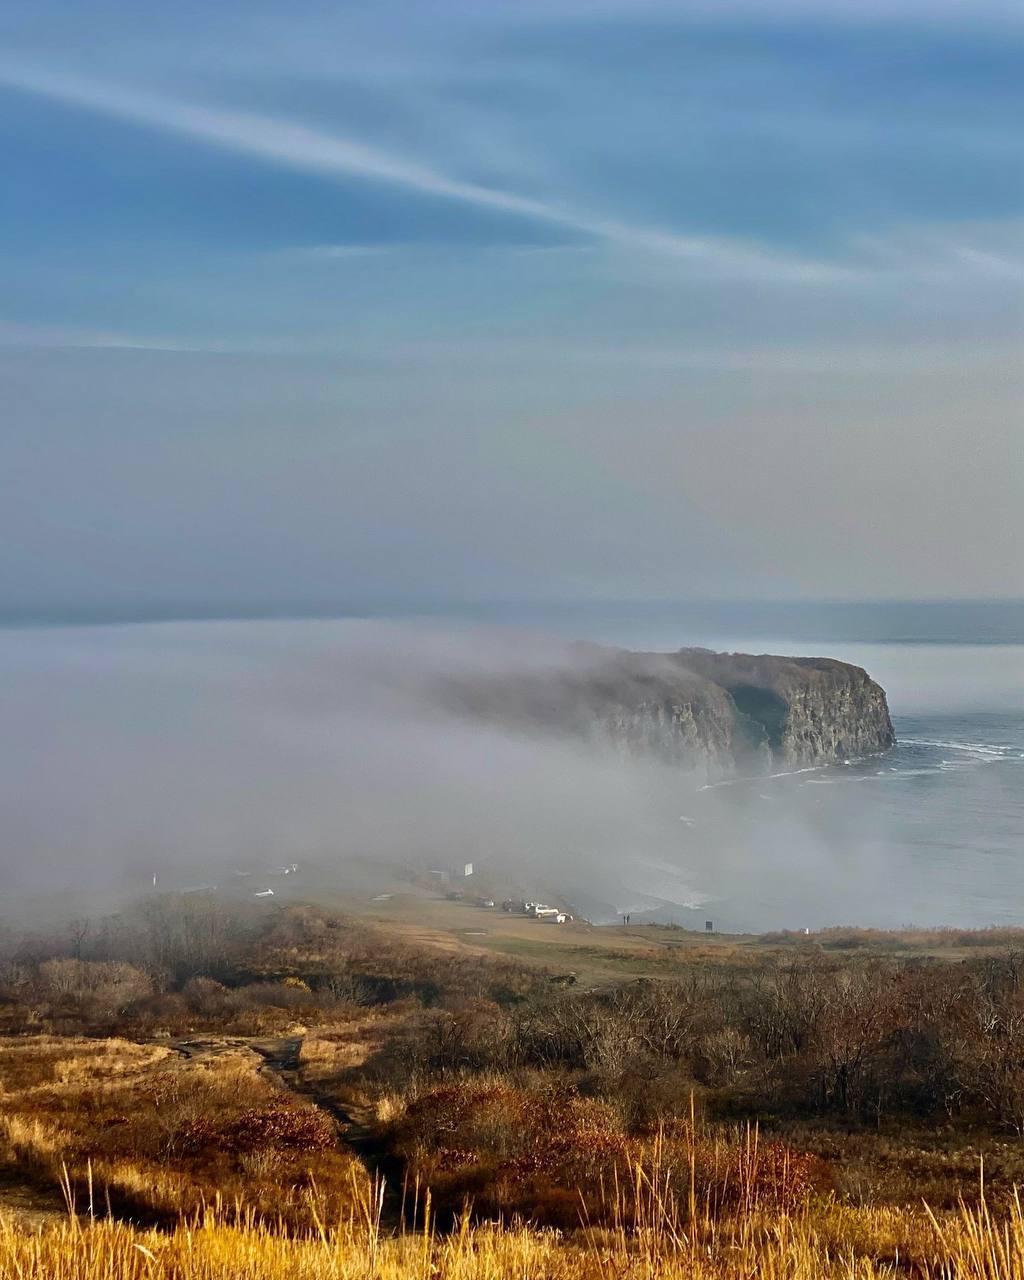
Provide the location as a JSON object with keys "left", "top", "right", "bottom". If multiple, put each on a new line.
{"left": 388, "top": 1078, "right": 822, "bottom": 1228}
{"left": 181, "top": 976, "right": 230, "bottom": 1015}
{"left": 228, "top": 1102, "right": 335, "bottom": 1151}
{"left": 37, "top": 959, "right": 152, "bottom": 1020}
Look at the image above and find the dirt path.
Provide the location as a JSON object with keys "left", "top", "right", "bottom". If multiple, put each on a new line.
{"left": 167, "top": 1032, "right": 376, "bottom": 1134}
{"left": 249, "top": 1036, "right": 405, "bottom": 1226}
{"left": 168, "top": 1032, "right": 404, "bottom": 1226}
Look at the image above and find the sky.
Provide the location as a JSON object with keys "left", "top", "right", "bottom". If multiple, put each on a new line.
{"left": 1, "top": 0, "right": 1022, "bottom": 615}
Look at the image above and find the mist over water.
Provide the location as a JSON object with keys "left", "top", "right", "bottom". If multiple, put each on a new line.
{"left": 1, "top": 609, "right": 1022, "bottom": 931}
{"left": 552, "top": 618, "right": 1024, "bottom": 930}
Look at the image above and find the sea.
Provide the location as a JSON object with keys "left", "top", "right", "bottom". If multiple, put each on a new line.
{"left": 1, "top": 599, "right": 1022, "bottom": 932}
{"left": 501, "top": 601, "right": 1024, "bottom": 931}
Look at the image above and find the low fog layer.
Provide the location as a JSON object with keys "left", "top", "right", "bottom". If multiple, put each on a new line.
{"left": 2, "top": 619, "right": 1021, "bottom": 929}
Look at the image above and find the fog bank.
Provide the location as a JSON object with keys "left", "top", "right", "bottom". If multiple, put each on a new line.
{"left": 2, "top": 618, "right": 1021, "bottom": 930}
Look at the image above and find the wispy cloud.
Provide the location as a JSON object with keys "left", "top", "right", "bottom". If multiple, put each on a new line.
{"left": 849, "top": 222, "right": 1024, "bottom": 282}
{"left": 295, "top": 245, "right": 394, "bottom": 260}
{"left": 0, "top": 320, "right": 208, "bottom": 352}
{"left": 948, "top": 245, "right": 1024, "bottom": 281}
{"left": 7, "top": 316, "right": 1017, "bottom": 376}
{"left": 501, "top": 0, "right": 1024, "bottom": 23}
{"left": 262, "top": 244, "right": 396, "bottom": 264}
{"left": 0, "top": 64, "right": 851, "bottom": 284}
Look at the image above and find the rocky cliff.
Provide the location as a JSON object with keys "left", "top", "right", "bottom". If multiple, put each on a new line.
{"left": 675, "top": 649, "right": 896, "bottom": 768}
{"left": 438, "top": 645, "right": 895, "bottom": 779}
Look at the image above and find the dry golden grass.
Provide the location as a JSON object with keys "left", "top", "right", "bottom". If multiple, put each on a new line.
{"left": 2, "top": 1033, "right": 1023, "bottom": 1277}
{"left": 0, "top": 1036, "right": 370, "bottom": 1230}
{"left": 2, "top": 1176, "right": 1024, "bottom": 1279}
{"left": 0, "top": 1037, "right": 169, "bottom": 1092}
{"left": 298, "top": 1023, "right": 380, "bottom": 1081}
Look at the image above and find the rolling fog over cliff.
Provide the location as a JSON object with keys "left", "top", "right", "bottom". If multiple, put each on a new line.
{"left": 3, "top": 616, "right": 1021, "bottom": 931}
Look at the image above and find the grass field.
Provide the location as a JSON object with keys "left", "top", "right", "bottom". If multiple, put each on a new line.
{"left": 328, "top": 885, "right": 1024, "bottom": 983}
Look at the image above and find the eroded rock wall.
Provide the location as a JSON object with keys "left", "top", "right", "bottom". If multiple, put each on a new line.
{"left": 437, "top": 645, "right": 895, "bottom": 779}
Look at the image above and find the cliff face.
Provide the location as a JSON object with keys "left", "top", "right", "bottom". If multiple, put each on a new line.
{"left": 438, "top": 645, "right": 895, "bottom": 779}
{"left": 674, "top": 649, "right": 896, "bottom": 769}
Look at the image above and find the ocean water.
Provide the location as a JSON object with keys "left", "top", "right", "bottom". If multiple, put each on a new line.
{"left": 1, "top": 604, "right": 1022, "bottom": 932}
{"left": 544, "top": 623, "right": 1024, "bottom": 931}
{"left": 667, "top": 705, "right": 1024, "bottom": 932}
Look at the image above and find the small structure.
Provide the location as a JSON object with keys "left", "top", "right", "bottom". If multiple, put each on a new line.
{"left": 463, "top": 862, "right": 474, "bottom": 878}
{"left": 705, "top": 920, "right": 714, "bottom": 933}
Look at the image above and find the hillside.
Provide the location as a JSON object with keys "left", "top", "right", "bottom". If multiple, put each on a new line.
{"left": 4, "top": 899, "right": 1024, "bottom": 1279}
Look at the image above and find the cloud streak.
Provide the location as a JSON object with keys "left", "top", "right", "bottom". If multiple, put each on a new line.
{"left": 0, "top": 320, "right": 211, "bottom": 352}
{"left": 0, "top": 64, "right": 850, "bottom": 283}
{"left": 502, "top": 0, "right": 1024, "bottom": 22}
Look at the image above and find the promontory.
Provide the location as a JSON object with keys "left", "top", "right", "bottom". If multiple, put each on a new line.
{"left": 436, "top": 645, "right": 896, "bottom": 780}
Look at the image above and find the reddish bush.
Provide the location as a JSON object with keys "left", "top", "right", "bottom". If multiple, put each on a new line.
{"left": 177, "top": 1100, "right": 335, "bottom": 1156}
{"left": 391, "top": 1082, "right": 634, "bottom": 1226}
{"left": 391, "top": 1082, "right": 824, "bottom": 1228}
{"left": 226, "top": 1103, "right": 335, "bottom": 1152}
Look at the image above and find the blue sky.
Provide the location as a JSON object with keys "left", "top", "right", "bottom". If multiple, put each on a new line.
{"left": 1, "top": 0, "right": 1022, "bottom": 612}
